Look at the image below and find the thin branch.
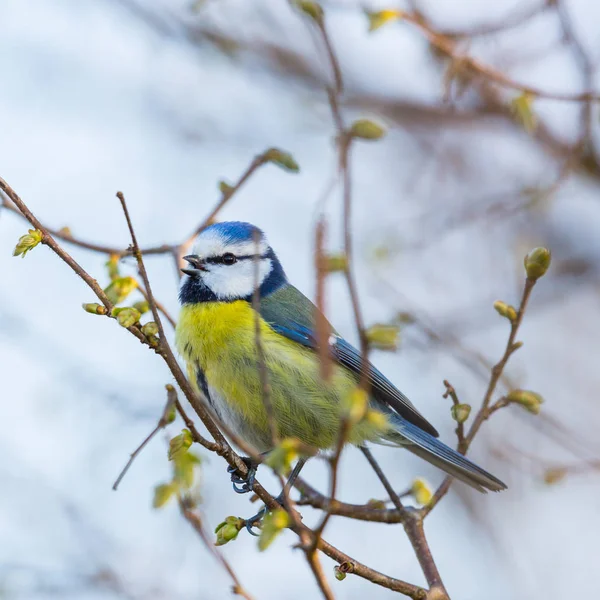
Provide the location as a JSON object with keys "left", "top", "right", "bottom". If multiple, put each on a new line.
{"left": 179, "top": 496, "right": 256, "bottom": 600}
{"left": 422, "top": 276, "right": 537, "bottom": 517}
{"left": 400, "top": 11, "right": 599, "bottom": 103}
{"left": 443, "top": 379, "right": 466, "bottom": 450}
{"left": 112, "top": 384, "right": 177, "bottom": 490}
{"left": 360, "top": 447, "right": 406, "bottom": 515}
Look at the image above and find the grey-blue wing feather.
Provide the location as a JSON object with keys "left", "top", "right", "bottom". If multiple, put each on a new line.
{"left": 259, "top": 284, "right": 439, "bottom": 437}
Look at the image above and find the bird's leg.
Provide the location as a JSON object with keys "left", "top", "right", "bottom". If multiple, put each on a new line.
{"left": 244, "top": 457, "right": 307, "bottom": 536}
{"left": 227, "top": 456, "right": 261, "bottom": 494}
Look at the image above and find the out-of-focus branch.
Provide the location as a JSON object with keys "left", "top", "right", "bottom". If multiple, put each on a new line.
{"left": 179, "top": 496, "right": 256, "bottom": 600}
{"left": 112, "top": 384, "right": 177, "bottom": 490}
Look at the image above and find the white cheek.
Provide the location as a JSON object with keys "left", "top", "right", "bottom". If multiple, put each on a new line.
{"left": 203, "top": 259, "right": 273, "bottom": 299}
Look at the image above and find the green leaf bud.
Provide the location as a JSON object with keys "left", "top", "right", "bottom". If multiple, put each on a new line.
{"left": 218, "top": 180, "right": 234, "bottom": 196}
{"left": 152, "top": 483, "right": 176, "bottom": 508}
{"left": 215, "top": 516, "right": 244, "bottom": 546}
{"left": 258, "top": 508, "right": 290, "bottom": 551}
{"left": 349, "top": 119, "right": 386, "bottom": 141}
{"left": 365, "top": 323, "right": 399, "bottom": 351}
{"left": 263, "top": 148, "right": 300, "bottom": 173}
{"left": 493, "top": 301, "right": 517, "bottom": 322}
{"left": 524, "top": 247, "right": 551, "bottom": 280}
{"left": 141, "top": 321, "right": 159, "bottom": 337}
{"left": 366, "top": 498, "right": 386, "bottom": 510}
{"left": 451, "top": 403, "right": 471, "bottom": 424}
{"left": 334, "top": 566, "right": 346, "bottom": 581}
{"left": 133, "top": 300, "right": 150, "bottom": 314}
{"left": 82, "top": 302, "right": 108, "bottom": 315}
{"left": 13, "top": 229, "right": 42, "bottom": 258}
{"left": 296, "top": 1, "right": 323, "bottom": 23}
{"left": 168, "top": 429, "right": 193, "bottom": 461}
{"left": 114, "top": 307, "right": 141, "bottom": 328}
{"left": 322, "top": 254, "right": 348, "bottom": 273}
{"left": 507, "top": 389, "right": 544, "bottom": 414}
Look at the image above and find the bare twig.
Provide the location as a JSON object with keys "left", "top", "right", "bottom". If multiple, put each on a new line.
{"left": 422, "top": 276, "right": 537, "bottom": 517}
{"left": 113, "top": 384, "right": 177, "bottom": 490}
{"left": 179, "top": 496, "right": 255, "bottom": 600}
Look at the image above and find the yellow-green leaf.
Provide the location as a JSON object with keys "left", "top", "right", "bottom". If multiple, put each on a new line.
{"left": 13, "top": 229, "right": 42, "bottom": 258}
{"left": 153, "top": 483, "right": 176, "bottom": 509}
{"left": 366, "top": 9, "right": 403, "bottom": 32}
{"left": 366, "top": 323, "right": 399, "bottom": 351}
{"left": 258, "top": 508, "right": 289, "bottom": 551}
{"left": 510, "top": 92, "right": 537, "bottom": 132}
{"left": 104, "top": 276, "right": 138, "bottom": 305}
{"left": 168, "top": 429, "right": 193, "bottom": 461}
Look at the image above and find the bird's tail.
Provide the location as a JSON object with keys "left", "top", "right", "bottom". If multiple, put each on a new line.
{"left": 384, "top": 415, "right": 507, "bottom": 493}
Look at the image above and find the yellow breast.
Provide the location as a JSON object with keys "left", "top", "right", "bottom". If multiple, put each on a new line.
{"left": 175, "top": 300, "right": 389, "bottom": 450}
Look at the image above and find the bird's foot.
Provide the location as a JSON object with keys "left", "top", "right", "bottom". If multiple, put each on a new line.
{"left": 227, "top": 457, "right": 258, "bottom": 494}
{"left": 243, "top": 492, "right": 285, "bottom": 536}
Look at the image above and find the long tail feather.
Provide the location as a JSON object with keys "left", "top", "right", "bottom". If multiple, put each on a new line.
{"left": 385, "top": 416, "right": 507, "bottom": 493}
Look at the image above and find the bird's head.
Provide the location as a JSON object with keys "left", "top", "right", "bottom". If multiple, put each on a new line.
{"left": 179, "top": 221, "right": 287, "bottom": 304}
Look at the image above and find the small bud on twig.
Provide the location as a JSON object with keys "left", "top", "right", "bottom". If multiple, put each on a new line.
{"left": 451, "top": 403, "right": 471, "bottom": 424}
{"left": 113, "top": 307, "right": 141, "bottom": 328}
{"left": 263, "top": 148, "right": 300, "bottom": 173}
{"left": 524, "top": 247, "right": 551, "bottom": 280}
{"left": 349, "top": 119, "right": 386, "bottom": 141}
{"left": 506, "top": 389, "right": 544, "bottom": 414}
{"left": 82, "top": 303, "right": 107, "bottom": 315}
{"left": 215, "top": 516, "right": 244, "bottom": 546}
{"left": 296, "top": 1, "right": 323, "bottom": 23}
{"left": 493, "top": 300, "right": 517, "bottom": 322}
{"left": 411, "top": 477, "right": 433, "bottom": 505}
{"left": 133, "top": 300, "right": 150, "bottom": 314}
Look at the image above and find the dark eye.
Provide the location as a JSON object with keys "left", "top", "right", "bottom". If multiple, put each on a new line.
{"left": 222, "top": 253, "right": 237, "bottom": 265}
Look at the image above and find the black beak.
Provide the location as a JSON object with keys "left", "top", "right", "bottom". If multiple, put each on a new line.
{"left": 181, "top": 255, "right": 206, "bottom": 277}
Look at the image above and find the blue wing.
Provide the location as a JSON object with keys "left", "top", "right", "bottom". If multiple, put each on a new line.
{"left": 259, "top": 284, "right": 439, "bottom": 438}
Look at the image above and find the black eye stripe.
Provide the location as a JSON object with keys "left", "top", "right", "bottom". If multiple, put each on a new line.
{"left": 205, "top": 253, "right": 269, "bottom": 265}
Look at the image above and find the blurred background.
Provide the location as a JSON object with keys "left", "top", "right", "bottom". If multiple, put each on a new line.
{"left": 1, "top": 0, "right": 599, "bottom": 598}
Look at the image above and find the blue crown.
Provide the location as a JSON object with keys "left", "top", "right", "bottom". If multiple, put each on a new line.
{"left": 203, "top": 221, "right": 264, "bottom": 244}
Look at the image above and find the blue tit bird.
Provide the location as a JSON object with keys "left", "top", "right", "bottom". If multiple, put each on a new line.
{"left": 175, "top": 221, "right": 506, "bottom": 520}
